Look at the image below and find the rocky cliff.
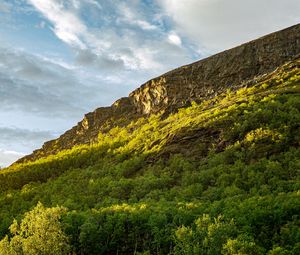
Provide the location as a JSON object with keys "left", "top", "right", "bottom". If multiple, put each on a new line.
{"left": 16, "top": 24, "right": 300, "bottom": 164}
{"left": 130, "top": 24, "right": 300, "bottom": 114}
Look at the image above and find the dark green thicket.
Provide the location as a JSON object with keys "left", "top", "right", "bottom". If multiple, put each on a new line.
{"left": 0, "top": 60, "right": 299, "bottom": 254}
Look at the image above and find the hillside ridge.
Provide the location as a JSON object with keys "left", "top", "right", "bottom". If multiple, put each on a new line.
{"left": 16, "top": 23, "right": 300, "bottom": 164}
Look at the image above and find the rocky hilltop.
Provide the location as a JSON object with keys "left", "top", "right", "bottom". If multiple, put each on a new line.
{"left": 17, "top": 24, "right": 300, "bottom": 163}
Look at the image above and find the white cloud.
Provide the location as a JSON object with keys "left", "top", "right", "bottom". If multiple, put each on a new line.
{"left": 158, "top": 0, "right": 300, "bottom": 52}
{"left": 134, "top": 47, "right": 162, "bottom": 70}
{"left": 27, "top": 0, "right": 189, "bottom": 71}
{"left": 135, "top": 20, "right": 157, "bottom": 30}
{"left": 28, "top": 0, "right": 87, "bottom": 48}
{"left": 0, "top": 149, "right": 25, "bottom": 167}
{"left": 168, "top": 32, "right": 182, "bottom": 46}
{"left": 0, "top": 47, "right": 109, "bottom": 117}
{"left": 117, "top": 3, "right": 157, "bottom": 31}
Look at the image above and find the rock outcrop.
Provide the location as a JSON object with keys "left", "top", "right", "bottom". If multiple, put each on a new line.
{"left": 16, "top": 24, "right": 300, "bottom": 164}
{"left": 130, "top": 24, "right": 300, "bottom": 114}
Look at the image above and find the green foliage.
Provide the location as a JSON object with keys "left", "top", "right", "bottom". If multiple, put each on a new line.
{"left": 0, "top": 202, "right": 69, "bottom": 255}
{"left": 0, "top": 59, "right": 299, "bottom": 254}
{"left": 223, "top": 234, "right": 264, "bottom": 255}
{"left": 174, "top": 214, "right": 237, "bottom": 255}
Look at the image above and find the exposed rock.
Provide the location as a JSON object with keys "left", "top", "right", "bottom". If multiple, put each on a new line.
{"left": 18, "top": 97, "right": 138, "bottom": 163}
{"left": 130, "top": 24, "right": 300, "bottom": 114}
{"left": 16, "top": 24, "right": 300, "bottom": 164}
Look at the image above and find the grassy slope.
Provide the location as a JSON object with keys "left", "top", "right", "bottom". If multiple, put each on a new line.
{"left": 0, "top": 59, "right": 299, "bottom": 254}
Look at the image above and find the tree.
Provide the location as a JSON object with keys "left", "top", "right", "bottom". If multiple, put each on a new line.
{"left": 223, "top": 234, "right": 264, "bottom": 255}
{"left": 0, "top": 202, "right": 70, "bottom": 255}
{"left": 174, "top": 214, "right": 237, "bottom": 255}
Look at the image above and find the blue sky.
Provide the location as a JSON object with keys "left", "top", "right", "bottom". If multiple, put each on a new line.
{"left": 1, "top": 0, "right": 300, "bottom": 167}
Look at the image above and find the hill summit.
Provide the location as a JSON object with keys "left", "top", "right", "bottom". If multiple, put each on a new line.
{"left": 17, "top": 24, "right": 300, "bottom": 164}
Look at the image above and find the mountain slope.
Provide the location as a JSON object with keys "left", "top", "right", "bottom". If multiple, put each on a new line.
{"left": 0, "top": 25, "right": 300, "bottom": 255}
{"left": 16, "top": 23, "right": 300, "bottom": 164}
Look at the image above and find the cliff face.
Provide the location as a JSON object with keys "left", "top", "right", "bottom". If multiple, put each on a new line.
{"left": 130, "top": 24, "right": 300, "bottom": 114}
{"left": 16, "top": 24, "right": 300, "bottom": 164}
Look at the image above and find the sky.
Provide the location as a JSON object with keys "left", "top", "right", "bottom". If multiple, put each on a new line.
{"left": 0, "top": 0, "right": 299, "bottom": 167}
